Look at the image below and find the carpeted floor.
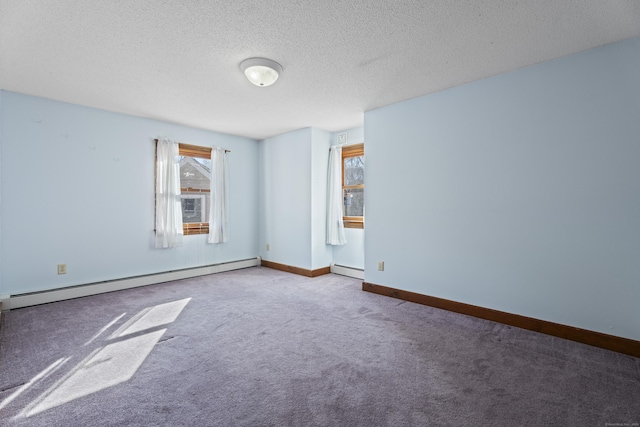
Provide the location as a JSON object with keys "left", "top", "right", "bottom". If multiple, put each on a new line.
{"left": 0, "top": 267, "right": 638, "bottom": 426}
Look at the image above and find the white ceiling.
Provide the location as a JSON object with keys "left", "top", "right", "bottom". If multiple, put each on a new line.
{"left": 1, "top": 1, "right": 639, "bottom": 140}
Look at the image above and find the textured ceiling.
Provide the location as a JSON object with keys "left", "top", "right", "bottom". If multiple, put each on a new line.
{"left": 1, "top": 1, "right": 640, "bottom": 140}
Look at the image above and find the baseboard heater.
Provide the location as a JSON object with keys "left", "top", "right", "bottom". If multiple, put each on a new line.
{"left": 2, "top": 257, "right": 260, "bottom": 311}
{"left": 330, "top": 264, "right": 364, "bottom": 280}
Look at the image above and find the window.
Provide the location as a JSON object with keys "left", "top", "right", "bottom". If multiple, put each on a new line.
{"left": 180, "top": 195, "right": 205, "bottom": 222}
{"left": 342, "top": 143, "right": 364, "bottom": 228}
{"left": 178, "top": 143, "right": 212, "bottom": 235}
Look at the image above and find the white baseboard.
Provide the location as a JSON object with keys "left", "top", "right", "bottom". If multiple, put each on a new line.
{"left": 330, "top": 264, "right": 364, "bottom": 280}
{"left": 2, "top": 258, "right": 259, "bottom": 311}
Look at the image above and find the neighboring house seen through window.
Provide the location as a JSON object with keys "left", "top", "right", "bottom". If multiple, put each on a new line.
{"left": 178, "top": 143, "right": 212, "bottom": 235}
{"left": 342, "top": 143, "right": 364, "bottom": 228}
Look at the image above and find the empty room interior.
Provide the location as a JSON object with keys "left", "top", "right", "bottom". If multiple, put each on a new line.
{"left": 1, "top": 1, "right": 639, "bottom": 426}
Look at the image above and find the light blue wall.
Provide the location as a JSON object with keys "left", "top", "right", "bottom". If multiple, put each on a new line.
{"left": 331, "top": 126, "right": 365, "bottom": 270}
{"left": 332, "top": 126, "right": 364, "bottom": 147}
{"left": 259, "top": 127, "right": 337, "bottom": 271}
{"left": 332, "top": 228, "right": 365, "bottom": 270}
{"left": 259, "top": 128, "right": 313, "bottom": 269}
{"left": 0, "top": 91, "right": 259, "bottom": 295}
{"left": 310, "top": 128, "right": 333, "bottom": 270}
{"left": 364, "top": 37, "right": 640, "bottom": 341}
{"left": 0, "top": 90, "right": 3, "bottom": 298}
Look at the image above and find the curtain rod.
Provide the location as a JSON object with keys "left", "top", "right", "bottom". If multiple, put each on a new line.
{"left": 329, "top": 143, "right": 348, "bottom": 151}
{"left": 154, "top": 139, "right": 230, "bottom": 153}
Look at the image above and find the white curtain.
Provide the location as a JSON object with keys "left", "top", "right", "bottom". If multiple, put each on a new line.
{"left": 327, "top": 146, "right": 347, "bottom": 245}
{"left": 208, "top": 147, "right": 229, "bottom": 243}
{"left": 155, "top": 138, "right": 183, "bottom": 248}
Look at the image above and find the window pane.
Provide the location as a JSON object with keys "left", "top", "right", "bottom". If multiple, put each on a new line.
{"left": 179, "top": 156, "right": 211, "bottom": 224}
{"left": 344, "top": 156, "right": 364, "bottom": 186}
{"left": 343, "top": 188, "right": 364, "bottom": 217}
{"left": 181, "top": 194, "right": 209, "bottom": 223}
{"left": 179, "top": 157, "right": 211, "bottom": 191}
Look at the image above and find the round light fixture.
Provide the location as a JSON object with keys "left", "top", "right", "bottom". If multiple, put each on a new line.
{"left": 240, "top": 57, "right": 282, "bottom": 87}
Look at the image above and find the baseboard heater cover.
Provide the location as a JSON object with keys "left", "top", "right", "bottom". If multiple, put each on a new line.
{"left": 330, "top": 264, "right": 365, "bottom": 280}
{"left": 362, "top": 281, "right": 640, "bottom": 359}
{"left": 2, "top": 258, "right": 260, "bottom": 311}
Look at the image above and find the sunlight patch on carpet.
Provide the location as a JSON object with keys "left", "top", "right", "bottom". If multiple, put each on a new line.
{"left": 84, "top": 313, "right": 127, "bottom": 346}
{"left": 22, "top": 329, "right": 166, "bottom": 417}
{"left": 0, "top": 357, "right": 70, "bottom": 411}
{"left": 15, "top": 298, "right": 191, "bottom": 418}
{"left": 114, "top": 298, "right": 191, "bottom": 338}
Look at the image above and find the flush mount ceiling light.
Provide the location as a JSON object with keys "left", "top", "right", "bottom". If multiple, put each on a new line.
{"left": 240, "top": 57, "right": 282, "bottom": 87}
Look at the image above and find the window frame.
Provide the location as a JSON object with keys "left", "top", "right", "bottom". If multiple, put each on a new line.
{"left": 342, "top": 143, "right": 364, "bottom": 229}
{"left": 155, "top": 141, "right": 213, "bottom": 236}
{"left": 178, "top": 143, "right": 212, "bottom": 235}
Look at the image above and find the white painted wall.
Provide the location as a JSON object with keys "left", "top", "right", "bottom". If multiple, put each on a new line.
{"left": 331, "top": 126, "right": 365, "bottom": 270}
{"left": 259, "top": 128, "right": 313, "bottom": 269}
{"left": 364, "top": 37, "right": 640, "bottom": 341}
{"left": 0, "top": 91, "right": 259, "bottom": 295}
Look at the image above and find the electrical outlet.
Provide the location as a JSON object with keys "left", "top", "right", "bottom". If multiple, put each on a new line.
{"left": 266, "top": 244, "right": 270, "bottom": 251}
{"left": 57, "top": 264, "right": 67, "bottom": 275}
{"left": 377, "top": 261, "right": 384, "bottom": 271}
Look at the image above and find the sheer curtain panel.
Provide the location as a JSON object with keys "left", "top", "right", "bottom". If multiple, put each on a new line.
{"left": 327, "top": 146, "right": 347, "bottom": 245}
{"left": 208, "top": 147, "right": 229, "bottom": 243}
{"left": 155, "top": 138, "right": 183, "bottom": 248}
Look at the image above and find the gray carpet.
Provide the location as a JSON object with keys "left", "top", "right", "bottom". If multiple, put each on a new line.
{"left": 0, "top": 267, "right": 638, "bottom": 426}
